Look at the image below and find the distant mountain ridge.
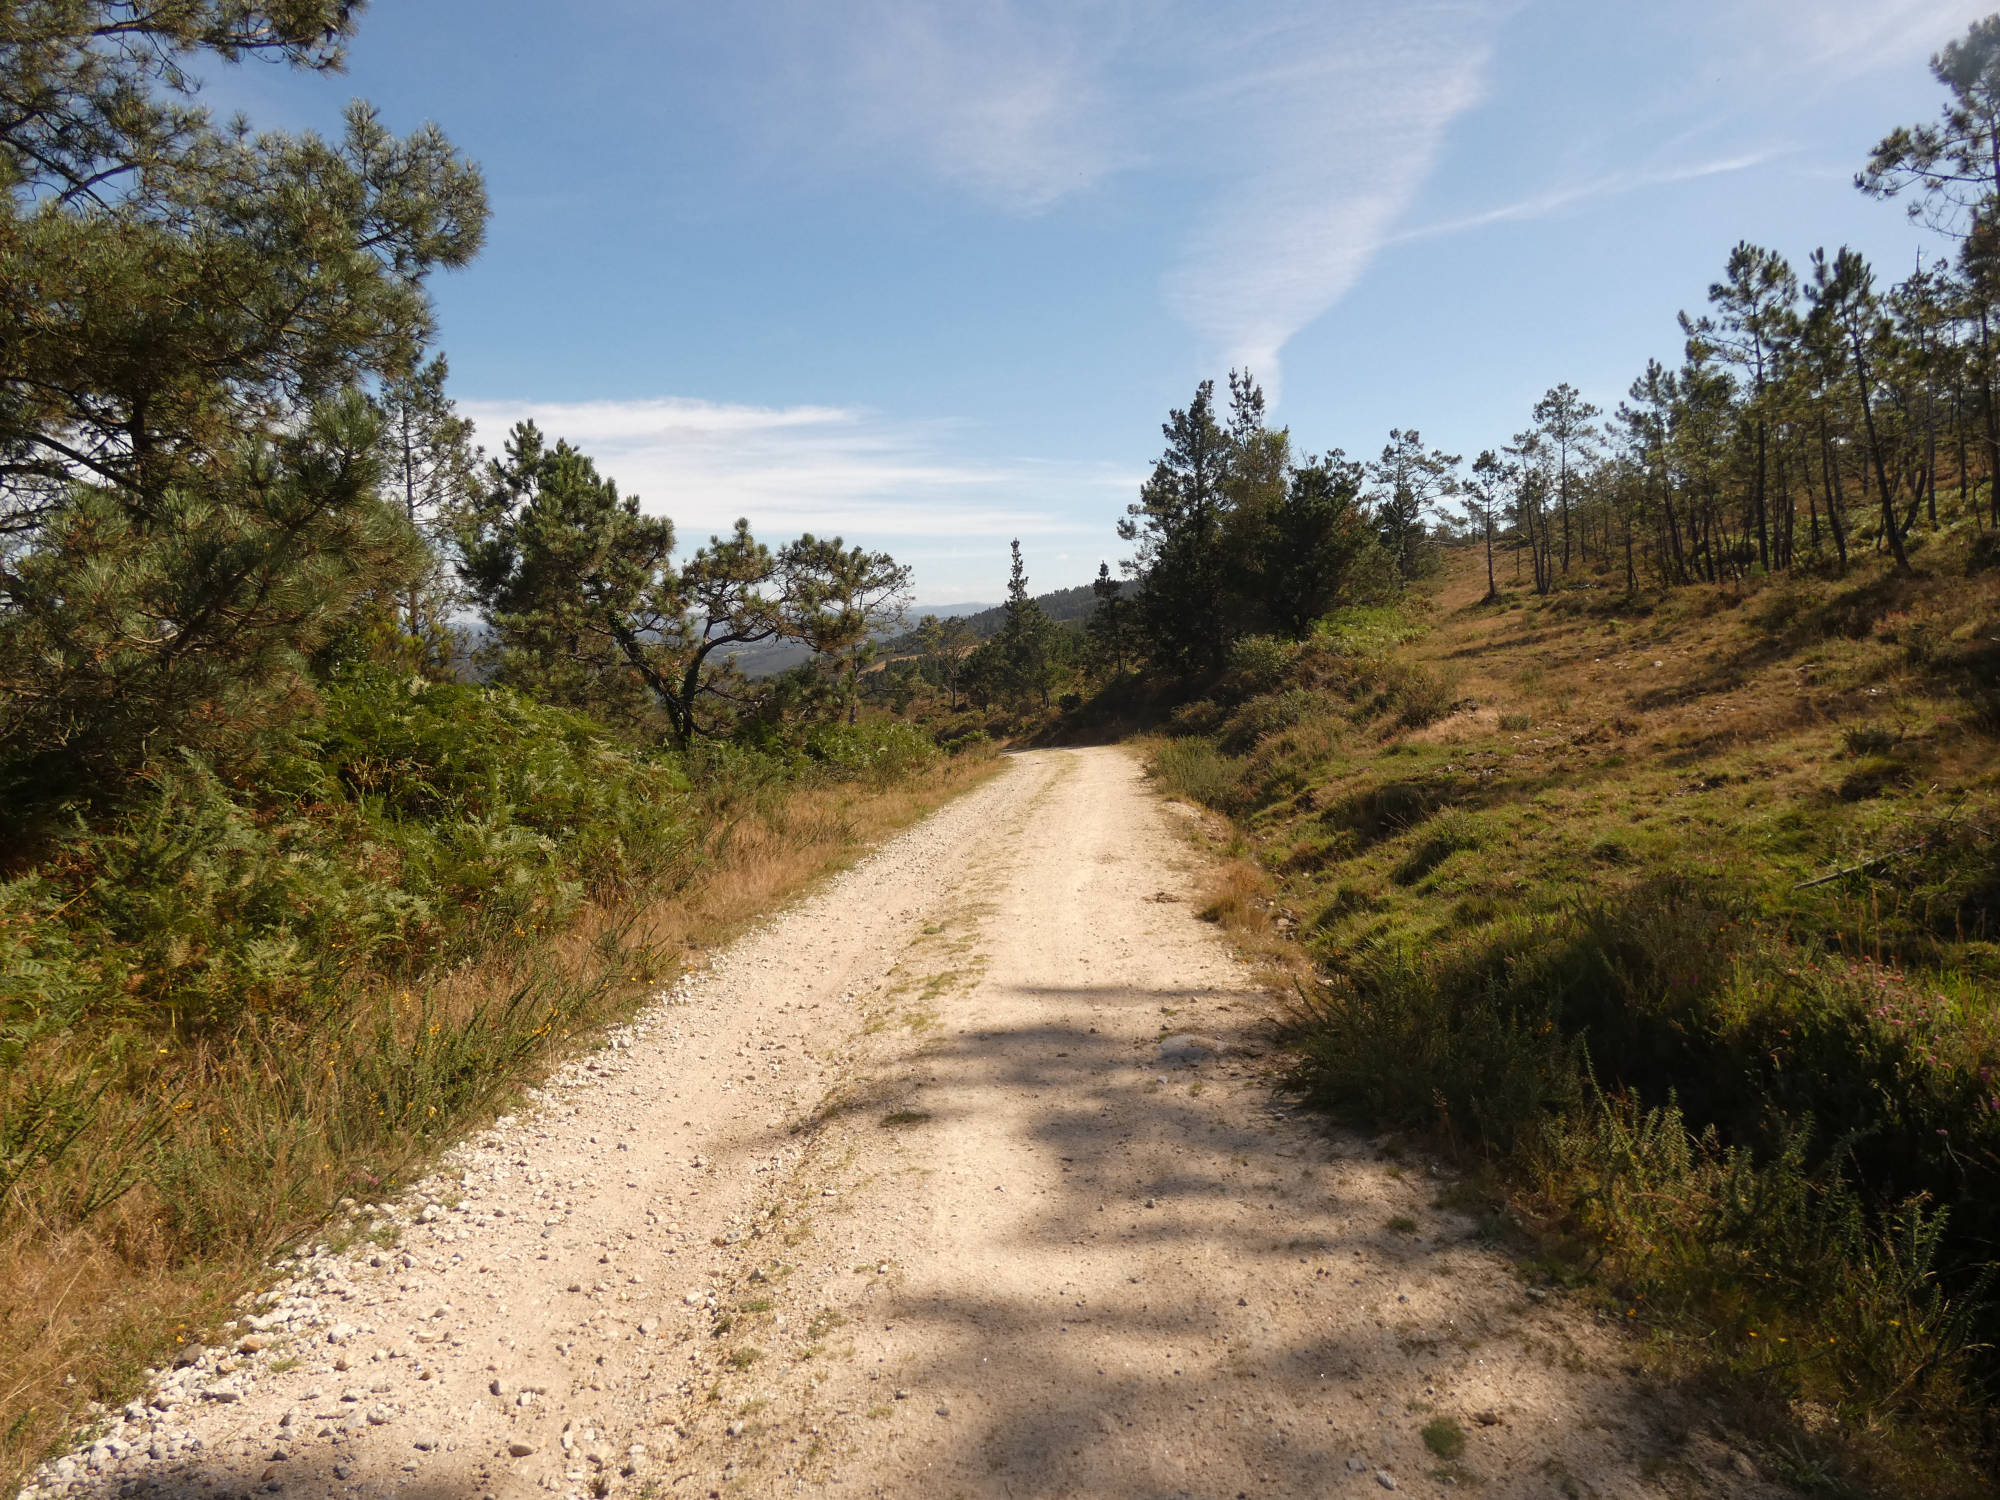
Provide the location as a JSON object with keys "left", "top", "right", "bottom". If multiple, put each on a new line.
{"left": 451, "top": 590, "right": 1103, "bottom": 683}
{"left": 916, "top": 580, "right": 1125, "bottom": 640}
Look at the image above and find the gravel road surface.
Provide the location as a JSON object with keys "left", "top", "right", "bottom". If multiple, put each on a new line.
{"left": 21, "top": 747, "right": 1788, "bottom": 1500}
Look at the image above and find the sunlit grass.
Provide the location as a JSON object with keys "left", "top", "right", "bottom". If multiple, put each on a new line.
{"left": 1155, "top": 538, "right": 2000, "bottom": 1497}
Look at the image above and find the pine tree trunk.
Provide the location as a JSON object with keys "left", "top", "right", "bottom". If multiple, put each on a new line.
{"left": 1558, "top": 458, "right": 1571, "bottom": 574}
{"left": 1661, "top": 480, "right": 1688, "bottom": 585}
{"left": 1820, "top": 416, "right": 1849, "bottom": 574}
{"left": 1850, "top": 326, "right": 1912, "bottom": 572}
{"left": 1980, "top": 309, "right": 2000, "bottom": 528}
{"left": 1753, "top": 420, "right": 1771, "bottom": 572}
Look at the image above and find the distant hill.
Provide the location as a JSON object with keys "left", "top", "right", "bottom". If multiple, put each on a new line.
{"left": 715, "top": 638, "right": 817, "bottom": 679}
{"left": 911, "top": 580, "right": 1128, "bottom": 642}
{"left": 460, "top": 591, "right": 1106, "bottom": 683}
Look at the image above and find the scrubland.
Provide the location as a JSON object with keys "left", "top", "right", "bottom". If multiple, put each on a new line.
{"left": 1147, "top": 534, "right": 2000, "bottom": 1496}
{"left": 0, "top": 669, "right": 993, "bottom": 1487}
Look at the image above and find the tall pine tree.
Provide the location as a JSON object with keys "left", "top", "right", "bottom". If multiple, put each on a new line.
{"left": 991, "top": 540, "right": 1058, "bottom": 707}
{"left": 1119, "top": 380, "right": 1231, "bottom": 672}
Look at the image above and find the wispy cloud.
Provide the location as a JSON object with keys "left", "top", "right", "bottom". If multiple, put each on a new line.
{"left": 457, "top": 396, "right": 1131, "bottom": 552}
{"left": 1764, "top": 0, "right": 1989, "bottom": 74}
{"left": 765, "top": 0, "right": 1131, "bottom": 213}
{"left": 1392, "top": 149, "right": 1788, "bottom": 245}
{"left": 1161, "top": 4, "right": 1506, "bottom": 393}
{"left": 761, "top": 1, "right": 1510, "bottom": 394}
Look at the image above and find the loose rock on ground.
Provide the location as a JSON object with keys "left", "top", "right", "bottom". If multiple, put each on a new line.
{"left": 18, "top": 748, "right": 1789, "bottom": 1500}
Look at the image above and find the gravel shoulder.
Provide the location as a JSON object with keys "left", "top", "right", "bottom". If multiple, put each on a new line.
{"left": 21, "top": 747, "right": 1791, "bottom": 1500}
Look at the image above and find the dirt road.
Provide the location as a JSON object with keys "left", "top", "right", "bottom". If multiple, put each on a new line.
{"left": 23, "top": 747, "right": 1787, "bottom": 1500}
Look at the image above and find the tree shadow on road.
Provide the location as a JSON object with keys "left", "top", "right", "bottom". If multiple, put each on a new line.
{"left": 700, "top": 983, "right": 1795, "bottom": 1500}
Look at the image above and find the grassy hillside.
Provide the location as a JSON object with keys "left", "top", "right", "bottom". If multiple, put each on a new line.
{"left": 1145, "top": 534, "right": 2000, "bottom": 1495}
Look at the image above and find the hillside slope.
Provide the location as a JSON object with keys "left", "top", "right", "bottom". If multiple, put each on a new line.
{"left": 1147, "top": 535, "right": 2000, "bottom": 1496}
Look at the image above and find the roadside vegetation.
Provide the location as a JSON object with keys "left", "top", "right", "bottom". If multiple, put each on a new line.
{"left": 1034, "top": 19, "right": 2000, "bottom": 1494}
{"left": 10, "top": 3, "right": 2000, "bottom": 1497}
{"left": 1150, "top": 547, "right": 1998, "bottom": 1495}
{"left": 0, "top": 5, "right": 989, "bottom": 1483}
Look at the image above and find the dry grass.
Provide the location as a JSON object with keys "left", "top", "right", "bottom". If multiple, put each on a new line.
{"left": 1198, "top": 858, "right": 1271, "bottom": 934}
{"left": 0, "top": 751, "right": 998, "bottom": 1489}
{"left": 1145, "top": 536, "right": 2000, "bottom": 1498}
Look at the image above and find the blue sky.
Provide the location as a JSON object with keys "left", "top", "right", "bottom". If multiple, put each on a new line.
{"left": 214, "top": 0, "right": 1992, "bottom": 600}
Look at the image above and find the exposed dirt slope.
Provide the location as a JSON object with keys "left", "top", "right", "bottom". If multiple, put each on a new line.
{"left": 20, "top": 748, "right": 1789, "bottom": 1500}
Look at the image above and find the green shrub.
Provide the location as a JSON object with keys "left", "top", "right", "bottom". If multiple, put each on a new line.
{"left": 1842, "top": 724, "right": 1900, "bottom": 756}
{"left": 1292, "top": 936, "right": 1587, "bottom": 1150}
{"left": 1390, "top": 662, "right": 1461, "bottom": 729}
{"left": 1214, "top": 636, "right": 1299, "bottom": 705}
{"left": 1316, "top": 605, "right": 1424, "bottom": 655}
{"left": 936, "top": 725, "right": 992, "bottom": 755}
{"left": 1543, "top": 1090, "right": 1994, "bottom": 1416}
{"left": 1420, "top": 1418, "right": 1466, "bottom": 1460}
{"left": 1164, "top": 698, "right": 1228, "bottom": 737}
{"left": 1968, "top": 531, "right": 2000, "bottom": 574}
{"left": 1217, "top": 687, "right": 1338, "bottom": 756}
{"left": 1323, "top": 778, "right": 1453, "bottom": 847}
{"left": 1352, "top": 658, "right": 1460, "bottom": 730}
{"left": 1838, "top": 755, "right": 1915, "bottom": 801}
{"left": 1963, "top": 685, "right": 2000, "bottom": 738}
{"left": 1310, "top": 882, "right": 1382, "bottom": 927}
{"left": 23, "top": 672, "right": 700, "bottom": 1031}
{"left": 1151, "top": 738, "right": 1241, "bottom": 811}
{"left": 799, "top": 720, "right": 942, "bottom": 782}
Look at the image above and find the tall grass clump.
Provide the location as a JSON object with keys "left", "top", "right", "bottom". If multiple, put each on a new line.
{"left": 1293, "top": 939, "right": 1586, "bottom": 1148}
{"left": 1539, "top": 1089, "right": 1994, "bottom": 1424}
{"left": 1287, "top": 880, "right": 2000, "bottom": 1472}
{"left": 1151, "top": 737, "right": 1243, "bottom": 812}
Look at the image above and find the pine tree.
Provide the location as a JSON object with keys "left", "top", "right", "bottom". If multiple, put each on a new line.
{"left": 0, "top": 3, "right": 487, "bottom": 794}
{"left": 1809, "top": 249, "right": 1914, "bottom": 572}
{"left": 1368, "top": 430, "right": 1461, "bottom": 580}
{"left": 1220, "top": 370, "right": 1291, "bottom": 612}
{"left": 1465, "top": 451, "right": 1509, "bottom": 602}
{"left": 456, "top": 422, "right": 673, "bottom": 717}
{"left": 1528, "top": 386, "right": 1599, "bottom": 572}
{"left": 376, "top": 355, "right": 481, "bottom": 670}
{"left": 1085, "top": 562, "right": 1138, "bottom": 675}
{"left": 1119, "top": 380, "right": 1231, "bottom": 672}
{"left": 0, "top": 395, "right": 424, "bottom": 796}
{"left": 992, "top": 540, "right": 1058, "bottom": 707}
{"left": 1860, "top": 16, "right": 2000, "bottom": 251}
{"left": 1260, "top": 453, "right": 1368, "bottom": 637}
{"left": 777, "top": 535, "right": 912, "bottom": 723}
{"left": 1684, "top": 243, "right": 1797, "bottom": 573}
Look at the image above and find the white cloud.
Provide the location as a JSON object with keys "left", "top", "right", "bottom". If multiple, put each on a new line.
{"left": 760, "top": 0, "right": 1510, "bottom": 395}
{"left": 1764, "top": 0, "right": 1989, "bottom": 73}
{"left": 750, "top": 0, "right": 2000, "bottom": 393}
{"left": 1392, "top": 150, "right": 1788, "bottom": 245}
{"left": 1162, "top": 5, "right": 1504, "bottom": 394}
{"left": 766, "top": 0, "right": 1130, "bottom": 213}
{"left": 457, "top": 396, "right": 1131, "bottom": 557}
